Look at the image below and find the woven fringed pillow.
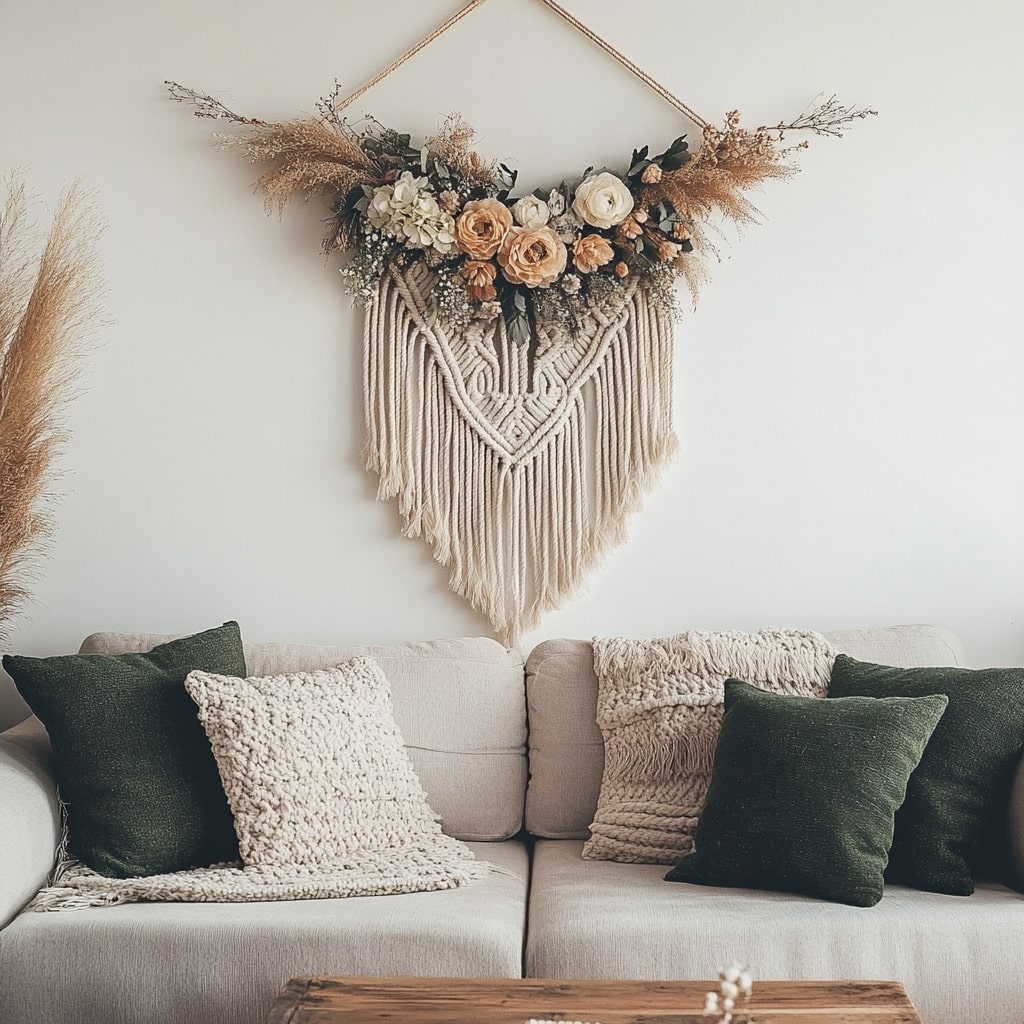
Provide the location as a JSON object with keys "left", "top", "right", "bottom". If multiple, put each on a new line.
{"left": 583, "top": 629, "right": 834, "bottom": 864}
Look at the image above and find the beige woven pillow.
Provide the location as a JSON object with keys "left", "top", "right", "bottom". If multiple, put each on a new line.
{"left": 583, "top": 629, "right": 834, "bottom": 864}
{"left": 185, "top": 657, "right": 472, "bottom": 870}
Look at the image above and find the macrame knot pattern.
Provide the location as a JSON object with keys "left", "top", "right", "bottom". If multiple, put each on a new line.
{"left": 365, "top": 263, "right": 678, "bottom": 643}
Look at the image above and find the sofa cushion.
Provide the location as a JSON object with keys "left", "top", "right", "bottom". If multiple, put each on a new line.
{"left": 828, "top": 655, "right": 1024, "bottom": 895}
{"left": 0, "top": 839, "right": 528, "bottom": 1024}
{"left": 79, "top": 633, "right": 527, "bottom": 842}
{"left": 665, "top": 681, "right": 947, "bottom": 907}
{"left": 525, "top": 839, "right": 1024, "bottom": 1024}
{"left": 3, "top": 623, "right": 246, "bottom": 877}
{"left": 524, "top": 625, "right": 967, "bottom": 840}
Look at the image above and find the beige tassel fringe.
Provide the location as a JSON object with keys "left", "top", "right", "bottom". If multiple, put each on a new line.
{"left": 365, "top": 265, "right": 678, "bottom": 645}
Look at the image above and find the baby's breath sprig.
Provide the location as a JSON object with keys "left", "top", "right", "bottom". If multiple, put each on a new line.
{"left": 703, "top": 962, "right": 754, "bottom": 1023}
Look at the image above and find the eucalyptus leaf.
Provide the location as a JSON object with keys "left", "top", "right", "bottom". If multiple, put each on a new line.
{"left": 679, "top": 238, "right": 694, "bottom": 253}
{"left": 508, "top": 312, "right": 531, "bottom": 346}
{"left": 660, "top": 151, "right": 691, "bottom": 172}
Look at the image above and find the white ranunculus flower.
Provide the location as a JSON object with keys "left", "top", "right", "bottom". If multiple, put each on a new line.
{"left": 572, "top": 171, "right": 634, "bottom": 229}
{"left": 511, "top": 194, "right": 550, "bottom": 228}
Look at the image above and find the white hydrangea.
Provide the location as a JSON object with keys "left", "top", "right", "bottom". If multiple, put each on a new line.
{"left": 366, "top": 171, "right": 456, "bottom": 254}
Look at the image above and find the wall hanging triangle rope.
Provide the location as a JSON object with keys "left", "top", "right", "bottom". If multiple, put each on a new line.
{"left": 166, "top": 9, "right": 874, "bottom": 643}
{"left": 329, "top": 0, "right": 711, "bottom": 129}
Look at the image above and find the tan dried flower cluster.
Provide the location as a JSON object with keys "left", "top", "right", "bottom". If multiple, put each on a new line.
{"left": 0, "top": 178, "right": 104, "bottom": 643}
{"left": 636, "top": 110, "right": 803, "bottom": 300}
{"left": 424, "top": 113, "right": 496, "bottom": 187}
{"left": 224, "top": 118, "right": 374, "bottom": 214}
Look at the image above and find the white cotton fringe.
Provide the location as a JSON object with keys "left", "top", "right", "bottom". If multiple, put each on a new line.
{"left": 366, "top": 265, "right": 679, "bottom": 645}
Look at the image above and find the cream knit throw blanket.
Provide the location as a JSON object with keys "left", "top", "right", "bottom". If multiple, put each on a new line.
{"left": 31, "top": 659, "right": 488, "bottom": 910}
{"left": 583, "top": 629, "right": 834, "bottom": 864}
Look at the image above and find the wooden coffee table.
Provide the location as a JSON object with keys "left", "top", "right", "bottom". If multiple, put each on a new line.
{"left": 267, "top": 976, "right": 924, "bottom": 1024}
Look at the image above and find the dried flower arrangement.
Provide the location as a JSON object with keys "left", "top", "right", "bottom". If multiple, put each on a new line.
{"left": 164, "top": 72, "right": 873, "bottom": 644}
{"left": 166, "top": 83, "right": 874, "bottom": 345}
{"left": 0, "top": 178, "right": 104, "bottom": 645}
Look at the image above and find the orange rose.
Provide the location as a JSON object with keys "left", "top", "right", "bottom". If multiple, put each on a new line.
{"left": 616, "top": 216, "right": 642, "bottom": 242}
{"left": 573, "top": 234, "right": 615, "bottom": 274}
{"left": 497, "top": 225, "right": 567, "bottom": 288}
{"left": 455, "top": 198, "right": 513, "bottom": 259}
{"left": 461, "top": 260, "right": 498, "bottom": 302}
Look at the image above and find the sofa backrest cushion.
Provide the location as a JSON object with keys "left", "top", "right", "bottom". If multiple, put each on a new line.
{"left": 78, "top": 633, "right": 527, "bottom": 842}
{"left": 524, "top": 624, "right": 967, "bottom": 839}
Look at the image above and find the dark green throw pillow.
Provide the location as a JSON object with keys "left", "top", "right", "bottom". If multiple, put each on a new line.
{"left": 665, "top": 679, "right": 947, "bottom": 907}
{"left": 828, "top": 654, "right": 1024, "bottom": 895}
{"left": 3, "top": 622, "right": 246, "bottom": 878}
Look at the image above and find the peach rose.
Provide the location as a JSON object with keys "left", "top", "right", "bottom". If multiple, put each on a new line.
{"left": 497, "top": 225, "right": 567, "bottom": 288}
{"left": 454, "top": 198, "right": 513, "bottom": 259}
{"left": 572, "top": 234, "right": 615, "bottom": 274}
{"left": 461, "top": 260, "right": 498, "bottom": 302}
{"left": 614, "top": 261, "right": 629, "bottom": 278}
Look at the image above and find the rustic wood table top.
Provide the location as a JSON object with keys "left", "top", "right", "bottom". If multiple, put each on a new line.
{"left": 267, "top": 976, "right": 924, "bottom": 1024}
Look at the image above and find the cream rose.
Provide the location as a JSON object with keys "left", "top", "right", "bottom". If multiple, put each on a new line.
{"left": 454, "top": 198, "right": 513, "bottom": 259}
{"left": 497, "top": 225, "right": 567, "bottom": 288}
{"left": 511, "top": 194, "right": 550, "bottom": 228}
{"left": 572, "top": 172, "right": 634, "bottom": 229}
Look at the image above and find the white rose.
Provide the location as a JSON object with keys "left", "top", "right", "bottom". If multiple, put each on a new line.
{"left": 572, "top": 171, "right": 634, "bottom": 229}
{"left": 511, "top": 194, "right": 550, "bottom": 228}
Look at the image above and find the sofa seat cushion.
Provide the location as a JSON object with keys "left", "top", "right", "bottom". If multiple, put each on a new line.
{"left": 0, "top": 840, "right": 528, "bottom": 1024}
{"left": 525, "top": 840, "right": 1024, "bottom": 1024}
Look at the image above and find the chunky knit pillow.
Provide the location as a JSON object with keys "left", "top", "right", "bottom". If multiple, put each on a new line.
{"left": 584, "top": 629, "right": 834, "bottom": 864}
{"left": 185, "top": 657, "right": 466, "bottom": 869}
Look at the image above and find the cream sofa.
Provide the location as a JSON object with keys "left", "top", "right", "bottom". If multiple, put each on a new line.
{"left": 1, "top": 625, "right": 1021, "bottom": 1024}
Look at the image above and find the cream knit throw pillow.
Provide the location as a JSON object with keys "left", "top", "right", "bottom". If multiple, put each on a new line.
{"left": 583, "top": 629, "right": 834, "bottom": 864}
{"left": 32, "top": 658, "right": 485, "bottom": 908}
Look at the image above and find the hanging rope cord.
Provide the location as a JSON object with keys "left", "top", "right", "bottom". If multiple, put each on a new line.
{"left": 331, "top": 0, "right": 710, "bottom": 131}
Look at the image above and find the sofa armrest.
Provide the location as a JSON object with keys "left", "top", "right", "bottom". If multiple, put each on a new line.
{"left": 1011, "top": 751, "right": 1024, "bottom": 892}
{"left": 0, "top": 717, "right": 61, "bottom": 928}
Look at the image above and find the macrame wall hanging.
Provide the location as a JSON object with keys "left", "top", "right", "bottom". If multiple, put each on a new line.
{"left": 168, "top": 0, "right": 873, "bottom": 644}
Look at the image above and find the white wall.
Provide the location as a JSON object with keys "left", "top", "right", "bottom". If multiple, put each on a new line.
{"left": 2, "top": 0, "right": 1022, "bottom": 728}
